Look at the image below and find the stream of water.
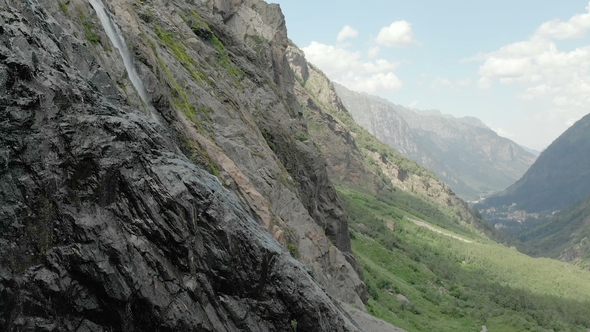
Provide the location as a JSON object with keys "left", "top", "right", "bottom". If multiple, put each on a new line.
{"left": 88, "top": 0, "right": 149, "bottom": 105}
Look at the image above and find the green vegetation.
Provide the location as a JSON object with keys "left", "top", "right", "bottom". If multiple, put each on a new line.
{"left": 288, "top": 243, "right": 299, "bottom": 258}
{"left": 155, "top": 26, "right": 207, "bottom": 85}
{"left": 181, "top": 11, "right": 244, "bottom": 89}
{"left": 151, "top": 27, "right": 213, "bottom": 131}
{"left": 58, "top": 2, "right": 69, "bottom": 16}
{"left": 80, "top": 14, "right": 100, "bottom": 45}
{"left": 301, "top": 79, "right": 433, "bottom": 179}
{"left": 295, "top": 133, "right": 308, "bottom": 142}
{"left": 210, "top": 34, "right": 244, "bottom": 89}
{"left": 518, "top": 193, "right": 590, "bottom": 269}
{"left": 338, "top": 184, "right": 483, "bottom": 239}
{"left": 340, "top": 185, "right": 590, "bottom": 331}
{"left": 154, "top": 53, "right": 198, "bottom": 124}
{"left": 246, "top": 34, "right": 265, "bottom": 53}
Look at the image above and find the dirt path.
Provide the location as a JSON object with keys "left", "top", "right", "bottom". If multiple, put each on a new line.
{"left": 404, "top": 217, "right": 473, "bottom": 243}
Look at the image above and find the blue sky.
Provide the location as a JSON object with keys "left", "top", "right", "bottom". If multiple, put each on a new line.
{"left": 271, "top": 0, "right": 590, "bottom": 151}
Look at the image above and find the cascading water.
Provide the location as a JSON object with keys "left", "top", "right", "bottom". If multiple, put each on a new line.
{"left": 88, "top": 0, "right": 149, "bottom": 105}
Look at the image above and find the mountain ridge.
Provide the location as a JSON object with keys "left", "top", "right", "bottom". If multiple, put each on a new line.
{"left": 333, "top": 83, "right": 536, "bottom": 200}
{"left": 480, "top": 112, "right": 590, "bottom": 213}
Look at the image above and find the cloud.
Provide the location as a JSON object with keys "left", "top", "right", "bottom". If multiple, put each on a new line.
{"left": 430, "top": 77, "right": 472, "bottom": 89}
{"left": 376, "top": 21, "right": 418, "bottom": 47}
{"left": 479, "top": 57, "right": 534, "bottom": 79}
{"left": 302, "top": 41, "right": 402, "bottom": 93}
{"left": 458, "top": 78, "right": 472, "bottom": 86}
{"left": 493, "top": 127, "right": 515, "bottom": 138}
{"left": 368, "top": 46, "right": 380, "bottom": 58}
{"left": 408, "top": 100, "right": 419, "bottom": 109}
{"left": 478, "top": 77, "right": 491, "bottom": 90}
{"left": 470, "top": 2, "right": 590, "bottom": 125}
{"left": 431, "top": 77, "right": 452, "bottom": 89}
{"left": 535, "top": 2, "right": 590, "bottom": 40}
{"left": 337, "top": 25, "right": 359, "bottom": 42}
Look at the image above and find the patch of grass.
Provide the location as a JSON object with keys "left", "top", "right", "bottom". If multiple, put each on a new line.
{"left": 295, "top": 133, "right": 308, "bottom": 142}
{"left": 81, "top": 15, "right": 100, "bottom": 45}
{"left": 154, "top": 53, "right": 199, "bottom": 126}
{"left": 155, "top": 26, "right": 207, "bottom": 85}
{"left": 340, "top": 184, "right": 590, "bottom": 331}
{"left": 181, "top": 9, "right": 244, "bottom": 88}
{"left": 287, "top": 243, "right": 299, "bottom": 258}
{"left": 210, "top": 34, "right": 244, "bottom": 89}
{"left": 59, "top": 2, "right": 69, "bottom": 16}
{"left": 246, "top": 34, "right": 265, "bottom": 53}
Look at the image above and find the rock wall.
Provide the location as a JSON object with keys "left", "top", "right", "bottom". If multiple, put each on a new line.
{"left": 0, "top": 0, "right": 373, "bottom": 330}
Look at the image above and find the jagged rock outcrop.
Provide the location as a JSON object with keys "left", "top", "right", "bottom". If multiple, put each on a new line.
{"left": 0, "top": 0, "right": 377, "bottom": 330}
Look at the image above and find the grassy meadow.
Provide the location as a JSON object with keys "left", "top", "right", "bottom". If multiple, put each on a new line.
{"left": 339, "top": 185, "right": 590, "bottom": 332}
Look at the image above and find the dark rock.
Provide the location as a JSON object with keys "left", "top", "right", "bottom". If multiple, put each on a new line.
{"left": 0, "top": 2, "right": 361, "bottom": 331}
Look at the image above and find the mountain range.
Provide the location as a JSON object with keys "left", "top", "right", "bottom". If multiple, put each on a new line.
{"left": 476, "top": 113, "right": 590, "bottom": 269}
{"left": 334, "top": 84, "right": 537, "bottom": 201}
{"left": 1, "top": 0, "right": 590, "bottom": 331}
{"left": 479, "top": 112, "right": 590, "bottom": 213}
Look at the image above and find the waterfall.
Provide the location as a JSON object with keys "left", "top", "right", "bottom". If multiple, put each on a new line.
{"left": 88, "top": 0, "right": 149, "bottom": 105}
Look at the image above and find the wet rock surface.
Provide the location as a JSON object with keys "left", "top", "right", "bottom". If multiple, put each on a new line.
{"left": 0, "top": 1, "right": 366, "bottom": 330}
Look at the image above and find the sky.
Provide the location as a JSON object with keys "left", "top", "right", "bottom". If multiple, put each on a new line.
{"left": 270, "top": 0, "right": 590, "bottom": 151}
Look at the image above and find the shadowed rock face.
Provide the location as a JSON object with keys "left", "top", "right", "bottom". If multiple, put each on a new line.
{"left": 0, "top": 0, "right": 367, "bottom": 330}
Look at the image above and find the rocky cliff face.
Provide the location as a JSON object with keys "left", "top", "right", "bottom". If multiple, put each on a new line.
{"left": 334, "top": 84, "right": 536, "bottom": 200}
{"left": 0, "top": 0, "right": 375, "bottom": 330}
{"left": 286, "top": 45, "right": 490, "bottom": 236}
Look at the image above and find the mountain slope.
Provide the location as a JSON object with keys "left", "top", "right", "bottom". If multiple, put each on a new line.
{"left": 334, "top": 84, "right": 536, "bottom": 200}
{"left": 519, "top": 193, "right": 590, "bottom": 269}
{"left": 286, "top": 45, "right": 590, "bottom": 331}
{"left": 0, "top": 0, "right": 381, "bottom": 330}
{"left": 481, "top": 112, "right": 590, "bottom": 213}
{"left": 286, "top": 46, "right": 494, "bottom": 239}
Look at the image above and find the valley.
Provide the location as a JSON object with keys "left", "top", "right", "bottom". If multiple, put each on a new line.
{"left": 0, "top": 0, "right": 588, "bottom": 331}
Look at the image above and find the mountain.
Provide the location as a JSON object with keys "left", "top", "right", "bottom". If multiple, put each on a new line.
{"left": 286, "top": 45, "right": 590, "bottom": 331}
{"left": 519, "top": 193, "right": 590, "bottom": 269}
{"left": 3, "top": 0, "right": 590, "bottom": 331}
{"left": 520, "top": 145, "right": 541, "bottom": 156}
{"left": 334, "top": 84, "right": 537, "bottom": 200}
{"left": 480, "top": 112, "right": 590, "bottom": 213}
{"left": 0, "top": 0, "right": 388, "bottom": 330}
{"left": 286, "top": 46, "right": 491, "bottom": 237}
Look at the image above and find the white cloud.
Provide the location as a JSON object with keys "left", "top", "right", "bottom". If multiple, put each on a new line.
{"left": 302, "top": 41, "right": 402, "bottom": 94}
{"left": 471, "top": 2, "right": 590, "bottom": 126}
{"left": 408, "top": 100, "right": 419, "bottom": 109}
{"left": 535, "top": 2, "right": 590, "bottom": 40}
{"left": 337, "top": 25, "right": 359, "bottom": 42}
{"left": 493, "top": 127, "right": 515, "bottom": 138}
{"left": 431, "top": 77, "right": 452, "bottom": 89}
{"left": 368, "top": 46, "right": 380, "bottom": 58}
{"left": 479, "top": 57, "right": 534, "bottom": 79}
{"left": 430, "top": 77, "right": 472, "bottom": 90}
{"left": 458, "top": 78, "right": 472, "bottom": 86}
{"left": 342, "top": 72, "right": 403, "bottom": 92}
{"left": 376, "top": 20, "right": 418, "bottom": 47}
{"left": 478, "top": 77, "right": 491, "bottom": 90}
